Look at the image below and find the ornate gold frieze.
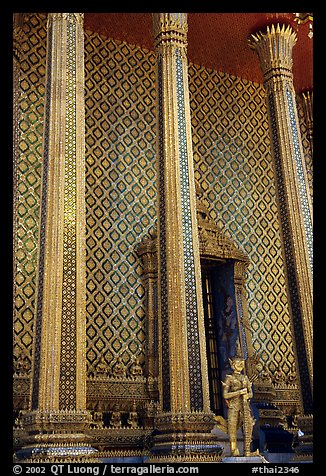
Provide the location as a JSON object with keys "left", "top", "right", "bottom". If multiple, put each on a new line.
{"left": 258, "top": 408, "right": 287, "bottom": 428}
{"left": 148, "top": 431, "right": 223, "bottom": 462}
{"left": 154, "top": 411, "right": 216, "bottom": 433}
{"left": 86, "top": 376, "right": 153, "bottom": 410}
{"left": 85, "top": 431, "right": 154, "bottom": 456}
{"left": 14, "top": 443, "right": 100, "bottom": 463}
{"left": 23, "top": 409, "right": 92, "bottom": 434}
{"left": 149, "top": 453, "right": 222, "bottom": 463}
{"left": 272, "top": 383, "right": 301, "bottom": 414}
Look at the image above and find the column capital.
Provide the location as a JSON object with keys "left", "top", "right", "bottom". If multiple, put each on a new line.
{"left": 152, "top": 13, "right": 188, "bottom": 49}
{"left": 48, "top": 13, "right": 84, "bottom": 25}
{"left": 249, "top": 23, "right": 297, "bottom": 82}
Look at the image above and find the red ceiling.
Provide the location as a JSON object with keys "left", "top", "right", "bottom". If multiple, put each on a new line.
{"left": 84, "top": 13, "right": 313, "bottom": 93}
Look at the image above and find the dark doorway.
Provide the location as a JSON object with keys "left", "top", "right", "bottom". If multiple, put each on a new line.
{"left": 201, "top": 259, "right": 239, "bottom": 417}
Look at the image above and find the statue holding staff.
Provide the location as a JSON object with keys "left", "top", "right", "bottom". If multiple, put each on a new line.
{"left": 215, "top": 355, "right": 258, "bottom": 457}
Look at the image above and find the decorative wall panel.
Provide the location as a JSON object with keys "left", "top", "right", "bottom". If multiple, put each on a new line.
{"left": 188, "top": 64, "right": 296, "bottom": 378}
{"left": 13, "top": 13, "right": 47, "bottom": 374}
{"left": 84, "top": 31, "right": 157, "bottom": 374}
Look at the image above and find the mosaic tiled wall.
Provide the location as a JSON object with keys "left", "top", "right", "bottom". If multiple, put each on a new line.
{"left": 84, "top": 30, "right": 157, "bottom": 374}
{"left": 188, "top": 64, "right": 296, "bottom": 375}
{"left": 83, "top": 31, "right": 297, "bottom": 377}
{"left": 13, "top": 16, "right": 313, "bottom": 394}
{"left": 13, "top": 13, "right": 46, "bottom": 371}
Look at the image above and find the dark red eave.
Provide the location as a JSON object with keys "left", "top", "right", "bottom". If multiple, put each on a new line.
{"left": 83, "top": 12, "right": 313, "bottom": 93}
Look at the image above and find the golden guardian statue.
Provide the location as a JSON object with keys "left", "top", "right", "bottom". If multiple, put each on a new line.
{"left": 216, "top": 355, "right": 259, "bottom": 457}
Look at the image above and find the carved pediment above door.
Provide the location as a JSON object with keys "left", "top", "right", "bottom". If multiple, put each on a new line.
{"left": 137, "top": 181, "right": 249, "bottom": 267}
{"left": 195, "top": 181, "right": 249, "bottom": 266}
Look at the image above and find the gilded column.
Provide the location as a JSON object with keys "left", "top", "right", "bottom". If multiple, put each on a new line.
{"left": 250, "top": 24, "right": 313, "bottom": 413}
{"left": 19, "top": 13, "right": 94, "bottom": 458}
{"left": 151, "top": 13, "right": 220, "bottom": 461}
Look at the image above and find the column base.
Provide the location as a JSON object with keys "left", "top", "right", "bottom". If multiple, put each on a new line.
{"left": 148, "top": 411, "right": 224, "bottom": 462}
{"left": 149, "top": 432, "right": 223, "bottom": 462}
{"left": 23, "top": 409, "right": 92, "bottom": 433}
{"left": 292, "top": 414, "right": 313, "bottom": 462}
{"left": 14, "top": 442, "right": 99, "bottom": 463}
{"left": 222, "top": 455, "right": 268, "bottom": 463}
{"left": 14, "top": 409, "right": 98, "bottom": 462}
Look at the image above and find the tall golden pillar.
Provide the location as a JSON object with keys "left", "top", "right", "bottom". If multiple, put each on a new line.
{"left": 18, "top": 13, "right": 95, "bottom": 460}
{"left": 250, "top": 24, "right": 313, "bottom": 414}
{"left": 151, "top": 13, "right": 222, "bottom": 461}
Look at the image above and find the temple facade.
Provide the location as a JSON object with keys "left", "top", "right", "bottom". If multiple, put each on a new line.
{"left": 13, "top": 13, "right": 313, "bottom": 463}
